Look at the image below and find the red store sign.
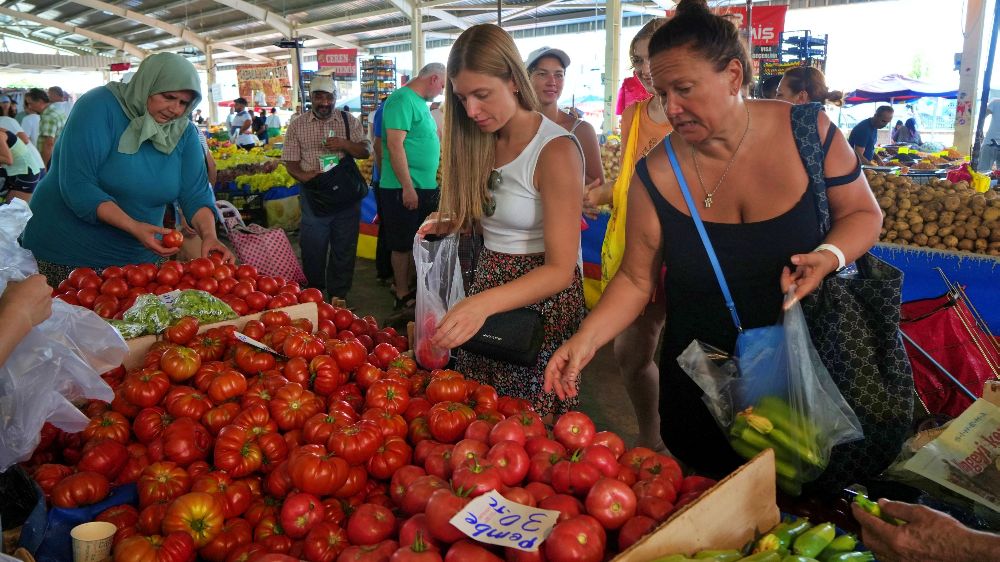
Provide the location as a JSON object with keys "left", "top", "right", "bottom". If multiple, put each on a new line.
{"left": 317, "top": 48, "right": 358, "bottom": 80}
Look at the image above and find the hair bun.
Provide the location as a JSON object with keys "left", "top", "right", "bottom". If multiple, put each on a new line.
{"left": 675, "top": 0, "right": 710, "bottom": 17}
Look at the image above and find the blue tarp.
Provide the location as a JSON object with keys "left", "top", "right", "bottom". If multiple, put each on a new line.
{"left": 845, "top": 74, "right": 957, "bottom": 104}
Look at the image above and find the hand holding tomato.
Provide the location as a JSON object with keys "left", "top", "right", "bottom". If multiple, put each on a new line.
{"left": 130, "top": 222, "right": 181, "bottom": 257}
{"left": 162, "top": 230, "right": 184, "bottom": 248}
{"left": 201, "top": 238, "right": 234, "bottom": 264}
{"left": 429, "top": 294, "right": 491, "bottom": 350}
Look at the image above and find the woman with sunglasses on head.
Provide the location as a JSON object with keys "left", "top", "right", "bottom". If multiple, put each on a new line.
{"left": 585, "top": 18, "right": 672, "bottom": 452}
{"left": 545, "top": 0, "right": 882, "bottom": 477}
{"left": 423, "top": 24, "right": 586, "bottom": 418}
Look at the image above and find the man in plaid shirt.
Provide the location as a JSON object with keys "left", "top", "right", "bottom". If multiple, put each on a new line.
{"left": 25, "top": 88, "right": 66, "bottom": 168}
{"left": 283, "top": 76, "right": 371, "bottom": 302}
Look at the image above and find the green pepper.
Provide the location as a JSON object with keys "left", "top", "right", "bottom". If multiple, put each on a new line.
{"left": 792, "top": 523, "right": 836, "bottom": 558}
{"left": 821, "top": 553, "right": 874, "bottom": 562}
{"left": 781, "top": 556, "right": 820, "bottom": 562}
{"left": 816, "top": 534, "right": 857, "bottom": 561}
{"left": 694, "top": 550, "right": 743, "bottom": 561}
{"left": 852, "top": 493, "right": 905, "bottom": 525}
{"left": 736, "top": 553, "right": 782, "bottom": 562}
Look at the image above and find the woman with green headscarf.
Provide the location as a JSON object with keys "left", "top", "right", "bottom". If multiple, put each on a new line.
{"left": 22, "top": 53, "right": 232, "bottom": 285}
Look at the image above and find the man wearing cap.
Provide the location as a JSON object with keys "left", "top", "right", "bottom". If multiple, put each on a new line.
{"left": 282, "top": 76, "right": 371, "bottom": 301}
{"left": 380, "top": 62, "right": 445, "bottom": 310}
{"left": 231, "top": 98, "right": 257, "bottom": 150}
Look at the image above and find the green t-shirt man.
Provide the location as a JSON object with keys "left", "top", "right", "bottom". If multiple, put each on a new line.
{"left": 380, "top": 86, "right": 440, "bottom": 189}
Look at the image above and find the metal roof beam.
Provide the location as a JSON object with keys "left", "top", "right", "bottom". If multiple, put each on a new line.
{"left": 0, "top": 5, "right": 147, "bottom": 58}
{"left": 207, "top": 0, "right": 363, "bottom": 50}
{"left": 101, "top": 6, "right": 232, "bottom": 36}
{"left": 622, "top": 3, "right": 665, "bottom": 15}
{"left": 424, "top": 8, "right": 470, "bottom": 30}
{"left": 386, "top": 0, "right": 416, "bottom": 20}
{"left": 0, "top": 28, "right": 93, "bottom": 56}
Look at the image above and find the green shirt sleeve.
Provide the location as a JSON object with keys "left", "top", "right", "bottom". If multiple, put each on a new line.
{"left": 382, "top": 93, "right": 416, "bottom": 132}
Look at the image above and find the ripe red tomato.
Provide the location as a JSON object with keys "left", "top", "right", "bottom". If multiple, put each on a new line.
{"left": 162, "top": 230, "right": 185, "bottom": 248}
{"left": 232, "top": 281, "right": 254, "bottom": 299}
{"left": 617, "top": 515, "right": 658, "bottom": 552}
{"left": 189, "top": 258, "right": 215, "bottom": 280}
{"left": 638, "top": 453, "right": 682, "bottom": 487}
{"left": 287, "top": 444, "right": 349, "bottom": 497}
{"left": 235, "top": 264, "right": 258, "bottom": 280}
{"left": 160, "top": 347, "right": 202, "bottom": 382}
{"left": 213, "top": 425, "right": 263, "bottom": 478}
{"left": 297, "top": 288, "right": 324, "bottom": 304}
{"left": 544, "top": 515, "right": 606, "bottom": 562}
{"left": 199, "top": 517, "right": 252, "bottom": 562}
{"left": 162, "top": 491, "right": 225, "bottom": 548}
{"left": 195, "top": 277, "right": 219, "bottom": 295}
{"left": 113, "top": 531, "right": 195, "bottom": 562}
{"left": 551, "top": 454, "right": 601, "bottom": 497}
{"left": 84, "top": 411, "right": 131, "bottom": 444}
{"left": 303, "top": 521, "right": 349, "bottom": 562}
{"left": 93, "top": 295, "right": 120, "bottom": 318}
{"left": 423, "top": 487, "right": 471, "bottom": 544}
{"left": 451, "top": 460, "right": 503, "bottom": 498}
{"left": 425, "top": 371, "right": 467, "bottom": 404}
{"left": 279, "top": 492, "right": 325, "bottom": 539}
{"left": 137, "top": 462, "right": 192, "bottom": 508}
{"left": 553, "top": 411, "right": 596, "bottom": 450}
{"left": 257, "top": 276, "right": 280, "bottom": 295}
{"left": 426, "top": 402, "right": 476, "bottom": 444}
{"left": 95, "top": 504, "right": 140, "bottom": 547}
{"left": 51, "top": 471, "right": 110, "bottom": 508}
{"left": 78, "top": 438, "right": 129, "bottom": 480}
{"left": 366, "top": 437, "right": 413, "bottom": 481}
{"left": 126, "top": 266, "right": 150, "bottom": 287}
{"left": 245, "top": 291, "right": 269, "bottom": 312}
{"left": 579, "top": 445, "right": 619, "bottom": 478}
{"left": 32, "top": 463, "right": 73, "bottom": 498}
{"left": 158, "top": 417, "right": 212, "bottom": 467}
{"left": 346, "top": 503, "right": 396, "bottom": 546}
{"left": 584, "top": 478, "right": 637, "bottom": 530}
{"left": 164, "top": 386, "right": 214, "bottom": 420}
{"left": 327, "top": 420, "right": 384, "bottom": 466}
{"left": 122, "top": 369, "right": 171, "bottom": 408}
{"left": 486, "top": 440, "right": 530, "bottom": 486}
{"left": 68, "top": 267, "right": 97, "bottom": 288}
{"left": 156, "top": 266, "right": 181, "bottom": 286}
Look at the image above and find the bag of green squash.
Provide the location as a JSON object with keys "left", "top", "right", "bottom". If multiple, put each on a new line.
{"left": 678, "top": 293, "right": 864, "bottom": 496}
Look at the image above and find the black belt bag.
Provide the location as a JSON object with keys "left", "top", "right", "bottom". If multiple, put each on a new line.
{"left": 460, "top": 307, "right": 544, "bottom": 367}
{"left": 301, "top": 111, "right": 369, "bottom": 215}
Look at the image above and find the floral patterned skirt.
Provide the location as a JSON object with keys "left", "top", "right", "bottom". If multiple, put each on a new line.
{"left": 455, "top": 249, "right": 585, "bottom": 417}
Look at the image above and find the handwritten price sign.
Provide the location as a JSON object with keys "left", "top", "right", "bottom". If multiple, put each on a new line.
{"left": 449, "top": 490, "right": 561, "bottom": 551}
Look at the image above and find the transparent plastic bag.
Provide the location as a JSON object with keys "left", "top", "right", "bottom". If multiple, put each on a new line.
{"left": 413, "top": 234, "right": 465, "bottom": 369}
{"left": 167, "top": 289, "right": 237, "bottom": 324}
{"left": 121, "top": 294, "right": 171, "bottom": 335}
{"left": 0, "top": 200, "right": 126, "bottom": 471}
{"left": 678, "top": 294, "right": 863, "bottom": 495}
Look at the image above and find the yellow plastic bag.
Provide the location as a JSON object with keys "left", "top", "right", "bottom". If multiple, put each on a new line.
{"left": 264, "top": 195, "right": 302, "bottom": 231}
{"left": 971, "top": 168, "right": 991, "bottom": 193}
{"left": 600, "top": 103, "right": 644, "bottom": 293}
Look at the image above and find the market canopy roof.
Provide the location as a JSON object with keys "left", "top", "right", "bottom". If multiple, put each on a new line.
{"left": 844, "top": 74, "right": 958, "bottom": 104}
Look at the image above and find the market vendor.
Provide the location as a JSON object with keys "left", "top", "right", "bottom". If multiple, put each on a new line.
{"left": 848, "top": 105, "right": 893, "bottom": 165}
{"left": 544, "top": 0, "right": 883, "bottom": 478}
{"left": 20, "top": 53, "right": 232, "bottom": 286}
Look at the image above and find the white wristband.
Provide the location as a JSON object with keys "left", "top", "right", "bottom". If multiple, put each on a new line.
{"left": 814, "top": 243, "right": 846, "bottom": 271}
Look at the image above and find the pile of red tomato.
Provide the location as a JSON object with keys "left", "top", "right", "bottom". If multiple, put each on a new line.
{"left": 24, "top": 304, "right": 716, "bottom": 562}
{"left": 53, "top": 256, "right": 328, "bottom": 320}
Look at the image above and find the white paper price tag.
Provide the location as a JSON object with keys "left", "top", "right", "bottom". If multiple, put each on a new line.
{"left": 234, "top": 332, "right": 282, "bottom": 356}
{"left": 448, "top": 490, "right": 560, "bottom": 552}
{"left": 157, "top": 290, "right": 182, "bottom": 307}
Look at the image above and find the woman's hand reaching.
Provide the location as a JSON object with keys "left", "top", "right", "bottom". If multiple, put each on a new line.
{"left": 430, "top": 295, "right": 490, "bottom": 350}
{"left": 781, "top": 249, "right": 839, "bottom": 309}
{"left": 543, "top": 334, "right": 597, "bottom": 400}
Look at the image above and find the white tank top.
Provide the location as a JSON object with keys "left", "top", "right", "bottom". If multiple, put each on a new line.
{"left": 480, "top": 115, "right": 583, "bottom": 255}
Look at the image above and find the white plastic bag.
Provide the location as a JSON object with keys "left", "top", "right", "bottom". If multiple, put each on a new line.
{"left": 0, "top": 200, "right": 127, "bottom": 470}
{"left": 678, "top": 294, "right": 863, "bottom": 495}
{"left": 413, "top": 234, "right": 465, "bottom": 369}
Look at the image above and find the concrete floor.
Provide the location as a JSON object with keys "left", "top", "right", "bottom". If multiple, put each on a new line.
{"left": 344, "top": 256, "right": 642, "bottom": 445}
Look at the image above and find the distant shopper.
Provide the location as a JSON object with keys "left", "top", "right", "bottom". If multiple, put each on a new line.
{"left": 370, "top": 97, "right": 393, "bottom": 284}
{"left": 775, "top": 66, "right": 844, "bottom": 106}
{"left": 266, "top": 107, "right": 282, "bottom": 138}
{"left": 380, "top": 62, "right": 446, "bottom": 310}
{"left": 978, "top": 99, "right": 1000, "bottom": 172}
{"left": 526, "top": 46, "right": 604, "bottom": 190}
{"left": 47, "top": 86, "right": 71, "bottom": 116}
{"left": 891, "top": 120, "right": 903, "bottom": 143}
{"left": 848, "top": 105, "right": 893, "bottom": 165}
{"left": 282, "top": 77, "right": 371, "bottom": 301}
{"left": 24, "top": 88, "right": 66, "bottom": 168}
{"left": 0, "top": 95, "right": 14, "bottom": 118}
{"left": 895, "top": 117, "right": 922, "bottom": 145}
{"left": 20, "top": 108, "right": 40, "bottom": 146}
{"left": 759, "top": 75, "right": 782, "bottom": 99}
{"left": 0, "top": 107, "right": 33, "bottom": 146}
{"left": 0, "top": 126, "right": 45, "bottom": 202}
{"left": 193, "top": 109, "right": 205, "bottom": 124}
{"left": 230, "top": 98, "right": 256, "bottom": 149}
{"left": 253, "top": 108, "right": 268, "bottom": 143}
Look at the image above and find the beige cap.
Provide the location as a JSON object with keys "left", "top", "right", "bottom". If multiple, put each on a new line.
{"left": 310, "top": 76, "right": 335, "bottom": 94}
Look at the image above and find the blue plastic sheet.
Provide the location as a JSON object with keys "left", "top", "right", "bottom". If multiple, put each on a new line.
{"left": 20, "top": 484, "right": 137, "bottom": 562}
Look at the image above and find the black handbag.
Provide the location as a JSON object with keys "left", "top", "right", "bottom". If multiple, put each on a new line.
{"left": 791, "top": 103, "right": 915, "bottom": 491}
{"left": 460, "top": 307, "right": 545, "bottom": 367}
{"left": 301, "top": 111, "right": 369, "bottom": 216}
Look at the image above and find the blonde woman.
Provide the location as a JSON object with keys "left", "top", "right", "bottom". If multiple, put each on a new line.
{"left": 424, "top": 24, "right": 585, "bottom": 417}
{"left": 587, "top": 18, "right": 672, "bottom": 451}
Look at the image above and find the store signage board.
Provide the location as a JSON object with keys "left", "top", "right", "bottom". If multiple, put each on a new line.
{"left": 236, "top": 63, "right": 292, "bottom": 108}
{"left": 449, "top": 490, "right": 560, "bottom": 552}
{"left": 665, "top": 5, "right": 787, "bottom": 47}
{"left": 318, "top": 48, "right": 358, "bottom": 80}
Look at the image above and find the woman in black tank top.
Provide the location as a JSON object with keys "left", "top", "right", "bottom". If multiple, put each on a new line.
{"left": 543, "top": 0, "right": 883, "bottom": 478}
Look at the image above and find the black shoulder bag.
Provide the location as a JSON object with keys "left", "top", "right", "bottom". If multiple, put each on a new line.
{"left": 791, "top": 103, "right": 915, "bottom": 492}
{"left": 301, "top": 111, "right": 370, "bottom": 216}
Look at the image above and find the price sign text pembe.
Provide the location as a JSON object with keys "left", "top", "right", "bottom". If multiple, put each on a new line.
{"left": 449, "top": 490, "right": 560, "bottom": 551}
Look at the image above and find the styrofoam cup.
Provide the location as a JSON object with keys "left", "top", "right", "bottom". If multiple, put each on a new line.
{"left": 70, "top": 521, "right": 117, "bottom": 562}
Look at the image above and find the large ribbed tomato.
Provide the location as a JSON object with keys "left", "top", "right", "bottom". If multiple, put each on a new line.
{"left": 427, "top": 402, "right": 476, "bottom": 443}
{"left": 50, "top": 471, "right": 110, "bottom": 508}
{"left": 138, "top": 462, "right": 192, "bottom": 508}
{"left": 83, "top": 411, "right": 131, "bottom": 444}
{"left": 286, "top": 444, "right": 349, "bottom": 496}
{"left": 213, "top": 425, "right": 262, "bottom": 477}
{"left": 269, "top": 383, "right": 323, "bottom": 431}
{"left": 112, "top": 532, "right": 195, "bottom": 562}
{"left": 364, "top": 379, "right": 410, "bottom": 416}
{"left": 327, "top": 420, "right": 384, "bottom": 466}
{"left": 162, "top": 492, "right": 225, "bottom": 548}
{"left": 122, "top": 369, "right": 171, "bottom": 408}
{"left": 366, "top": 437, "right": 412, "bottom": 480}
{"left": 425, "top": 371, "right": 467, "bottom": 404}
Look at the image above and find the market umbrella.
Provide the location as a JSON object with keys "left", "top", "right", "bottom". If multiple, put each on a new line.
{"left": 844, "top": 74, "right": 957, "bottom": 105}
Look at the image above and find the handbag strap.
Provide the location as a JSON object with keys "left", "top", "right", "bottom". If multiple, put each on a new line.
{"left": 789, "top": 103, "right": 832, "bottom": 235}
{"left": 338, "top": 110, "right": 356, "bottom": 163}
{"left": 663, "top": 137, "right": 743, "bottom": 332}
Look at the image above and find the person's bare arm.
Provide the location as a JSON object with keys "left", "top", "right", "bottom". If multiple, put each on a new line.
{"left": 386, "top": 128, "right": 417, "bottom": 209}
{"left": 204, "top": 149, "right": 217, "bottom": 185}
{"left": 0, "top": 275, "right": 53, "bottom": 368}
{"left": 285, "top": 160, "right": 318, "bottom": 184}
{"left": 0, "top": 131, "right": 13, "bottom": 166}
{"left": 323, "top": 136, "right": 371, "bottom": 159}
{"left": 96, "top": 201, "right": 178, "bottom": 257}
{"left": 853, "top": 500, "right": 1000, "bottom": 562}
{"left": 575, "top": 121, "right": 605, "bottom": 187}
{"left": 16, "top": 132, "right": 30, "bottom": 146}
{"left": 39, "top": 136, "right": 55, "bottom": 167}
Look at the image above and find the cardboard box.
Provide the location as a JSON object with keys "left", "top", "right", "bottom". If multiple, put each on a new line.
{"left": 613, "top": 450, "right": 780, "bottom": 561}
{"left": 122, "top": 302, "right": 318, "bottom": 369}
{"left": 985, "top": 380, "right": 1000, "bottom": 407}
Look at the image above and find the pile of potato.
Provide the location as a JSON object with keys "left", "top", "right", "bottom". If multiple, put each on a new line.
{"left": 868, "top": 169, "right": 1000, "bottom": 256}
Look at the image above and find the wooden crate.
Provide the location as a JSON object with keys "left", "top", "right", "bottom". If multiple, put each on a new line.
{"left": 123, "top": 302, "right": 319, "bottom": 369}
{"left": 613, "top": 450, "right": 780, "bottom": 561}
